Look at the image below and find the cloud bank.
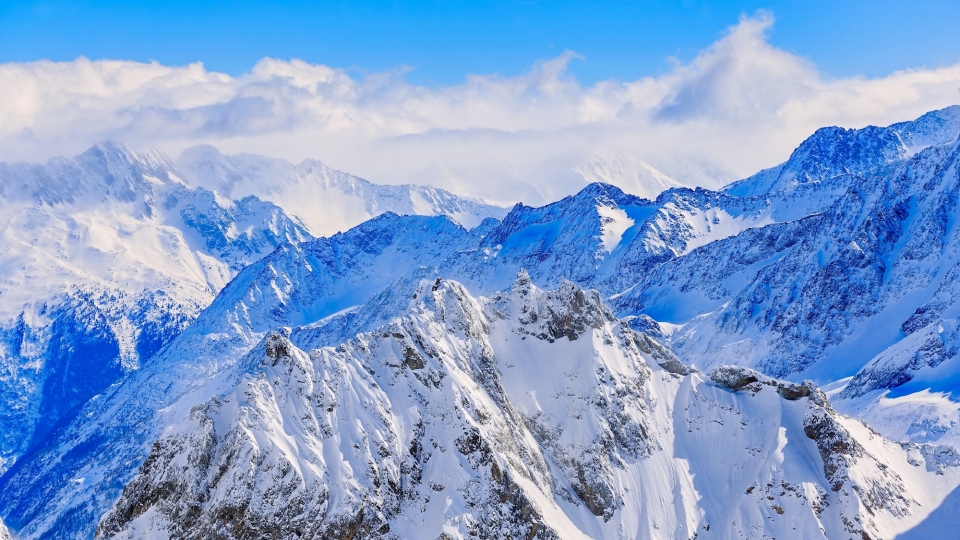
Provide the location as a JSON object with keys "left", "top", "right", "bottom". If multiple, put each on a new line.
{"left": 2, "top": 13, "right": 959, "bottom": 204}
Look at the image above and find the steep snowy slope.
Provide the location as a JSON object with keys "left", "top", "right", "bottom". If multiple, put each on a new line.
{"left": 725, "top": 105, "right": 960, "bottom": 198}
{"left": 442, "top": 183, "right": 792, "bottom": 298}
{"left": 11, "top": 149, "right": 960, "bottom": 535}
{"left": 0, "top": 142, "right": 313, "bottom": 474}
{"left": 0, "top": 140, "right": 511, "bottom": 483}
{"left": 606, "top": 109, "right": 960, "bottom": 448}
{"left": 0, "top": 214, "right": 483, "bottom": 540}
{"left": 0, "top": 188, "right": 762, "bottom": 538}
{"left": 17, "top": 103, "right": 953, "bottom": 480}
{"left": 630, "top": 137, "right": 960, "bottom": 378}
{"left": 177, "top": 145, "right": 509, "bottom": 236}
{"left": 96, "top": 276, "right": 960, "bottom": 539}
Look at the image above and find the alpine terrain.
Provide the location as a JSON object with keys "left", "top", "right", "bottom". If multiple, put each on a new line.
{"left": 0, "top": 142, "right": 504, "bottom": 478}
{"left": 2, "top": 106, "right": 960, "bottom": 539}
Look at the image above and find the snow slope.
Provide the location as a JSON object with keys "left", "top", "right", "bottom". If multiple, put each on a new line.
{"left": 598, "top": 108, "right": 960, "bottom": 449}
{"left": 6, "top": 107, "right": 960, "bottom": 539}
{"left": 0, "top": 141, "right": 506, "bottom": 482}
{"left": 623, "top": 133, "right": 960, "bottom": 426}
{"left": 177, "top": 145, "right": 509, "bottom": 236}
{"left": 725, "top": 106, "right": 960, "bottom": 198}
{"left": 0, "top": 189, "right": 743, "bottom": 538}
{"left": 0, "top": 142, "right": 313, "bottom": 475}
{"left": 0, "top": 214, "right": 484, "bottom": 540}
{"left": 97, "top": 276, "right": 960, "bottom": 539}
{"left": 441, "top": 183, "right": 788, "bottom": 299}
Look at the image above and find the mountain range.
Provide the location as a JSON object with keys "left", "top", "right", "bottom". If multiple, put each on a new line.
{"left": 2, "top": 106, "right": 960, "bottom": 538}
{"left": 0, "top": 144, "right": 504, "bottom": 478}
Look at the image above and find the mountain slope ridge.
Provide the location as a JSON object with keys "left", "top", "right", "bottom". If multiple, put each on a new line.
{"left": 7, "top": 107, "right": 960, "bottom": 539}
{"left": 177, "top": 144, "right": 509, "bottom": 236}
{"left": 0, "top": 141, "right": 314, "bottom": 474}
{"left": 96, "top": 276, "right": 960, "bottom": 540}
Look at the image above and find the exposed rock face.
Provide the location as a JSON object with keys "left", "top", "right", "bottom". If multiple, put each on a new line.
{"left": 710, "top": 365, "right": 763, "bottom": 392}
{"left": 0, "top": 517, "right": 11, "bottom": 540}
{"left": 802, "top": 397, "right": 915, "bottom": 539}
{"left": 98, "top": 277, "right": 587, "bottom": 539}
{"left": 263, "top": 328, "right": 293, "bottom": 365}
{"left": 97, "top": 282, "right": 960, "bottom": 540}
{"left": 710, "top": 365, "right": 811, "bottom": 399}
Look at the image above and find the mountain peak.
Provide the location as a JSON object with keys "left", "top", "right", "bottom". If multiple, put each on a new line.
{"left": 511, "top": 268, "right": 533, "bottom": 297}
{"left": 13, "top": 107, "right": 960, "bottom": 539}
{"left": 176, "top": 145, "right": 507, "bottom": 235}
{"left": 572, "top": 181, "right": 645, "bottom": 206}
{"left": 725, "top": 106, "right": 960, "bottom": 197}
{"left": 0, "top": 141, "right": 182, "bottom": 206}
{"left": 93, "top": 274, "right": 959, "bottom": 540}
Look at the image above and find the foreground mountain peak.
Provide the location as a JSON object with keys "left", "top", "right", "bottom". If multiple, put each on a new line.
{"left": 94, "top": 278, "right": 960, "bottom": 539}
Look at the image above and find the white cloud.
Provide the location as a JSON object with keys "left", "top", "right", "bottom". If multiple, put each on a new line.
{"left": 2, "top": 13, "right": 959, "bottom": 204}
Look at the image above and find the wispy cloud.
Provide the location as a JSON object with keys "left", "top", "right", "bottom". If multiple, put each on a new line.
{"left": 2, "top": 13, "right": 958, "bottom": 204}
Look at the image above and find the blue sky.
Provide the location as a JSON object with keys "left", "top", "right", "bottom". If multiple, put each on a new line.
{"left": 2, "top": 0, "right": 959, "bottom": 85}
{"left": 1, "top": 2, "right": 959, "bottom": 203}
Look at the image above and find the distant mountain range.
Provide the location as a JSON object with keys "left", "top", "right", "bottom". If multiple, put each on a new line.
{"left": 2, "top": 106, "right": 960, "bottom": 538}
{"left": 177, "top": 144, "right": 508, "bottom": 236}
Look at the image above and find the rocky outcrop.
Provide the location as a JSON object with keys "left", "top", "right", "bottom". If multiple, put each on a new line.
{"left": 708, "top": 366, "right": 929, "bottom": 540}
{"left": 98, "top": 282, "right": 960, "bottom": 540}
{"left": 0, "top": 517, "right": 12, "bottom": 540}
{"left": 710, "top": 365, "right": 811, "bottom": 399}
{"left": 98, "top": 278, "right": 600, "bottom": 539}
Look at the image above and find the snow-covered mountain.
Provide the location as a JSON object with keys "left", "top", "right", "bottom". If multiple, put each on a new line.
{"left": 0, "top": 142, "right": 313, "bottom": 475}
{"left": 574, "top": 152, "right": 736, "bottom": 199}
{"left": 5, "top": 107, "right": 960, "bottom": 538}
{"left": 725, "top": 106, "right": 960, "bottom": 198}
{"left": 0, "top": 212, "right": 481, "bottom": 539}
{"left": 177, "top": 145, "right": 509, "bottom": 236}
{"left": 91, "top": 277, "right": 960, "bottom": 538}
{"left": 0, "top": 141, "right": 502, "bottom": 481}
{"left": 611, "top": 107, "right": 960, "bottom": 448}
